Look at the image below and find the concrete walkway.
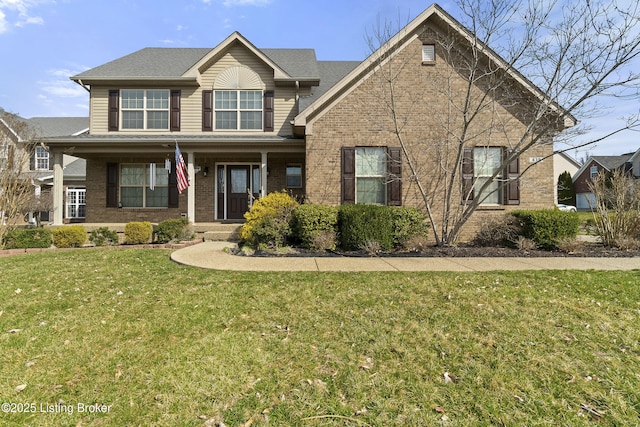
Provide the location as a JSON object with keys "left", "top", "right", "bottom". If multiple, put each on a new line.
{"left": 170, "top": 242, "right": 640, "bottom": 272}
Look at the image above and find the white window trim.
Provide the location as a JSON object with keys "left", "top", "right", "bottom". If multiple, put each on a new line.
{"left": 285, "top": 164, "right": 303, "bottom": 188}
{"left": 35, "top": 146, "right": 49, "bottom": 170}
{"left": 120, "top": 89, "right": 170, "bottom": 131}
{"left": 589, "top": 165, "right": 598, "bottom": 179}
{"left": 66, "top": 187, "right": 86, "bottom": 219}
{"left": 355, "top": 147, "right": 387, "bottom": 205}
{"left": 422, "top": 44, "right": 436, "bottom": 64}
{"left": 214, "top": 89, "right": 263, "bottom": 131}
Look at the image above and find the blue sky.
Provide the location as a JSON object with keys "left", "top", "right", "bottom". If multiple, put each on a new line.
{"left": 0, "top": 0, "right": 637, "bottom": 158}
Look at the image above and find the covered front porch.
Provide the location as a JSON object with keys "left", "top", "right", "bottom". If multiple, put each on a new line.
{"left": 46, "top": 135, "right": 305, "bottom": 226}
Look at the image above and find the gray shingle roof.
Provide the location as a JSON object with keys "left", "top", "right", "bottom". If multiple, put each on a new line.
{"left": 593, "top": 154, "right": 633, "bottom": 171}
{"left": 26, "top": 117, "right": 89, "bottom": 137}
{"left": 72, "top": 47, "right": 324, "bottom": 81}
{"left": 299, "top": 61, "right": 360, "bottom": 110}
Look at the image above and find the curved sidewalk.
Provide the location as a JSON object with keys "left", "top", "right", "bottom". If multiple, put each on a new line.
{"left": 170, "top": 242, "right": 640, "bottom": 272}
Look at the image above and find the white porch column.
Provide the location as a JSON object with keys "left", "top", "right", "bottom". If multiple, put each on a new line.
{"left": 52, "top": 150, "right": 64, "bottom": 225}
{"left": 187, "top": 151, "right": 195, "bottom": 223}
{"left": 261, "top": 151, "right": 268, "bottom": 198}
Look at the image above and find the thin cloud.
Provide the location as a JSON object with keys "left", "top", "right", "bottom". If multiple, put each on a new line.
{"left": 0, "top": 0, "right": 48, "bottom": 33}
{"left": 222, "top": 0, "right": 272, "bottom": 6}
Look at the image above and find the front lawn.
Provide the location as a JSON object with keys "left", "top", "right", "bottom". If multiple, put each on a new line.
{"left": 1, "top": 249, "right": 639, "bottom": 426}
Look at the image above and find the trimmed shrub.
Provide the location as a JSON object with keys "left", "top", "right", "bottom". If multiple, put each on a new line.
{"left": 291, "top": 204, "right": 339, "bottom": 250}
{"left": 239, "top": 191, "right": 299, "bottom": 248}
{"left": 338, "top": 204, "right": 395, "bottom": 251}
{"left": 89, "top": 227, "right": 119, "bottom": 246}
{"left": 390, "top": 207, "right": 430, "bottom": 247}
{"left": 52, "top": 225, "right": 87, "bottom": 248}
{"left": 156, "top": 218, "right": 193, "bottom": 243}
{"left": 124, "top": 221, "right": 153, "bottom": 245}
{"left": 511, "top": 209, "right": 579, "bottom": 249}
{"left": 3, "top": 228, "right": 52, "bottom": 249}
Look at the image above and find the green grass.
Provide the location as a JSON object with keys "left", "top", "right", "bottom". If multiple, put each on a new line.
{"left": 1, "top": 249, "right": 639, "bottom": 426}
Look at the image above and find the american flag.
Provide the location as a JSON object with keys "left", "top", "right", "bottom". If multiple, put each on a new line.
{"left": 175, "top": 143, "right": 190, "bottom": 194}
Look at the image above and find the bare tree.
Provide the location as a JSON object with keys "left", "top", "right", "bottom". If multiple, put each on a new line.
{"left": 0, "top": 110, "right": 38, "bottom": 244}
{"left": 366, "top": 0, "right": 640, "bottom": 245}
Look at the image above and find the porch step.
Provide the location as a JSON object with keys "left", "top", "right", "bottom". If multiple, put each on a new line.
{"left": 196, "top": 223, "right": 242, "bottom": 242}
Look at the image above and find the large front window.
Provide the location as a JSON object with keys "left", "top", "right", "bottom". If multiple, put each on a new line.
{"left": 474, "top": 147, "right": 503, "bottom": 204}
{"left": 356, "top": 147, "right": 386, "bottom": 204}
{"left": 120, "top": 164, "right": 168, "bottom": 207}
{"left": 121, "top": 90, "right": 169, "bottom": 130}
{"left": 215, "top": 90, "right": 262, "bottom": 130}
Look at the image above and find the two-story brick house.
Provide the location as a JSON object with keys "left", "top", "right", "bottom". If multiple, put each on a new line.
{"left": 44, "top": 4, "right": 574, "bottom": 239}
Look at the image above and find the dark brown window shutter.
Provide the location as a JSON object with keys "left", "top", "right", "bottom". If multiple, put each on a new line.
{"left": 461, "top": 147, "right": 474, "bottom": 203}
{"left": 202, "top": 90, "right": 213, "bottom": 131}
{"left": 106, "top": 163, "right": 118, "bottom": 207}
{"left": 263, "top": 90, "right": 274, "bottom": 132}
{"left": 170, "top": 90, "right": 181, "bottom": 131}
{"left": 168, "top": 161, "right": 179, "bottom": 208}
{"left": 505, "top": 149, "right": 520, "bottom": 205}
{"left": 387, "top": 147, "right": 402, "bottom": 206}
{"left": 108, "top": 90, "right": 119, "bottom": 131}
{"left": 341, "top": 147, "right": 356, "bottom": 204}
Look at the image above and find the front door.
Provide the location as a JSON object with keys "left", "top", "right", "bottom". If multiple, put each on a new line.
{"left": 227, "top": 166, "right": 251, "bottom": 219}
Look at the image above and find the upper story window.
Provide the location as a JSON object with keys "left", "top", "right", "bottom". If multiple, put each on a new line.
{"left": 121, "top": 89, "right": 169, "bottom": 130}
{"left": 214, "top": 90, "right": 263, "bottom": 130}
{"left": 35, "top": 145, "right": 49, "bottom": 170}
{"left": 589, "top": 165, "right": 598, "bottom": 179}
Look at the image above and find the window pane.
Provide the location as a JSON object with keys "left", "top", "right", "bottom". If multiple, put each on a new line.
{"left": 121, "top": 165, "right": 144, "bottom": 185}
{"left": 240, "top": 111, "right": 262, "bottom": 129}
{"left": 230, "top": 169, "right": 247, "bottom": 193}
{"left": 121, "top": 187, "right": 143, "bottom": 207}
{"left": 357, "top": 177, "right": 386, "bottom": 204}
{"left": 356, "top": 147, "right": 386, "bottom": 176}
{"left": 216, "top": 111, "right": 237, "bottom": 129}
{"left": 286, "top": 165, "right": 302, "bottom": 188}
{"left": 147, "top": 111, "right": 168, "bottom": 129}
{"left": 474, "top": 147, "right": 502, "bottom": 176}
{"left": 474, "top": 177, "right": 501, "bottom": 204}
{"left": 252, "top": 166, "right": 261, "bottom": 194}
{"left": 154, "top": 167, "right": 168, "bottom": 186}
{"left": 146, "top": 90, "right": 169, "bottom": 109}
{"left": 215, "top": 91, "right": 237, "bottom": 109}
{"left": 240, "top": 91, "right": 262, "bottom": 109}
{"left": 146, "top": 187, "right": 168, "bottom": 207}
{"left": 121, "top": 90, "right": 144, "bottom": 109}
{"left": 122, "top": 111, "right": 144, "bottom": 129}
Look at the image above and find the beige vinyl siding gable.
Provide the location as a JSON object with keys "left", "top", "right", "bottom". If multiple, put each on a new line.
{"left": 89, "top": 43, "right": 298, "bottom": 136}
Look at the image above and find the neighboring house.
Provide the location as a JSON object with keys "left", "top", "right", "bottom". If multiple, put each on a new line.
{"left": 0, "top": 112, "right": 88, "bottom": 223}
{"left": 553, "top": 151, "right": 580, "bottom": 204}
{"left": 43, "top": 4, "right": 573, "bottom": 239}
{"left": 573, "top": 152, "right": 637, "bottom": 210}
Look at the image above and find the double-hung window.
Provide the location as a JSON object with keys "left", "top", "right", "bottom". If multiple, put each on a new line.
{"left": 119, "top": 164, "right": 168, "bottom": 207}
{"left": 215, "top": 90, "right": 263, "bottom": 130}
{"left": 356, "top": 147, "right": 387, "bottom": 204}
{"left": 473, "top": 147, "right": 504, "bottom": 204}
{"left": 121, "top": 90, "right": 169, "bottom": 130}
{"left": 35, "top": 145, "right": 49, "bottom": 170}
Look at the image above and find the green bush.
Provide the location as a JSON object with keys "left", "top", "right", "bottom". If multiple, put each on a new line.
{"left": 124, "top": 222, "right": 153, "bottom": 245}
{"left": 338, "top": 204, "right": 395, "bottom": 251}
{"left": 3, "top": 228, "right": 52, "bottom": 249}
{"left": 511, "top": 209, "right": 579, "bottom": 249}
{"left": 89, "top": 227, "right": 119, "bottom": 246}
{"left": 52, "top": 225, "right": 87, "bottom": 248}
{"left": 390, "top": 207, "right": 430, "bottom": 247}
{"left": 291, "top": 204, "right": 339, "bottom": 250}
{"left": 239, "top": 191, "right": 299, "bottom": 248}
{"left": 155, "top": 218, "right": 193, "bottom": 243}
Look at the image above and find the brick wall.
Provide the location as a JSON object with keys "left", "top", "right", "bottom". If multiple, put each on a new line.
{"left": 304, "top": 33, "right": 555, "bottom": 241}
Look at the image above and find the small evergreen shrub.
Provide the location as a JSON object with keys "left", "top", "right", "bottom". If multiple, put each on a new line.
{"left": 239, "top": 191, "right": 298, "bottom": 248}
{"left": 338, "top": 204, "right": 395, "bottom": 251}
{"left": 291, "top": 204, "right": 339, "bottom": 250}
{"left": 52, "top": 225, "right": 87, "bottom": 248}
{"left": 155, "top": 218, "right": 193, "bottom": 243}
{"left": 3, "top": 228, "right": 52, "bottom": 249}
{"left": 390, "top": 207, "right": 430, "bottom": 247}
{"left": 124, "top": 221, "right": 153, "bottom": 245}
{"left": 89, "top": 227, "right": 119, "bottom": 246}
{"left": 511, "top": 209, "right": 579, "bottom": 249}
